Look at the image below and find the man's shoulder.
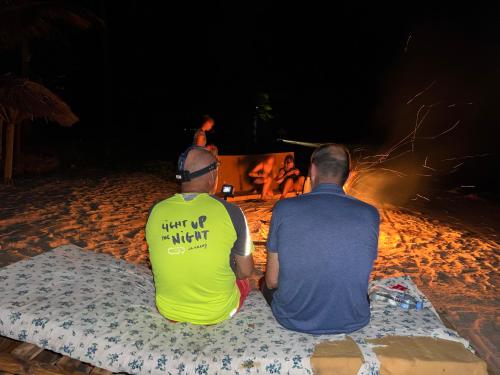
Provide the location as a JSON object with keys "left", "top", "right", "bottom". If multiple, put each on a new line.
{"left": 149, "top": 194, "right": 240, "bottom": 217}
{"left": 274, "top": 192, "right": 335, "bottom": 212}
{"left": 153, "top": 194, "right": 180, "bottom": 206}
{"left": 272, "top": 195, "right": 304, "bottom": 213}
{"left": 346, "top": 195, "right": 379, "bottom": 214}
{"left": 208, "top": 196, "right": 248, "bottom": 230}
{"left": 208, "top": 195, "right": 243, "bottom": 212}
{"left": 293, "top": 191, "right": 379, "bottom": 217}
{"left": 148, "top": 195, "right": 177, "bottom": 214}
{"left": 150, "top": 194, "right": 209, "bottom": 209}
{"left": 338, "top": 196, "right": 380, "bottom": 225}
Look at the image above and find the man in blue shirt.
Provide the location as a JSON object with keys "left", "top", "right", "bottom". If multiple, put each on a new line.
{"left": 261, "top": 143, "right": 379, "bottom": 334}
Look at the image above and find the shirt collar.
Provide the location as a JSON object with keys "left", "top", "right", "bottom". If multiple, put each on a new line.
{"left": 312, "top": 183, "right": 345, "bottom": 195}
{"left": 176, "top": 192, "right": 207, "bottom": 201}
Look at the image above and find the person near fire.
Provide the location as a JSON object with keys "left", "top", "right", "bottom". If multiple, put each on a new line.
{"left": 275, "top": 154, "right": 305, "bottom": 199}
{"left": 248, "top": 155, "right": 276, "bottom": 200}
{"left": 260, "top": 143, "right": 379, "bottom": 334}
{"left": 146, "top": 146, "right": 254, "bottom": 325}
{"left": 193, "top": 115, "right": 218, "bottom": 158}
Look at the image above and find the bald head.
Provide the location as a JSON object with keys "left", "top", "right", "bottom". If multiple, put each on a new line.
{"left": 310, "top": 143, "right": 351, "bottom": 186}
{"left": 180, "top": 147, "right": 218, "bottom": 193}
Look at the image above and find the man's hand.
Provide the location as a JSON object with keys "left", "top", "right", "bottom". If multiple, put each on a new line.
{"left": 234, "top": 254, "right": 254, "bottom": 279}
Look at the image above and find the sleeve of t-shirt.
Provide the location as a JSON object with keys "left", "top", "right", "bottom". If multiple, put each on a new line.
{"left": 219, "top": 200, "right": 254, "bottom": 256}
{"left": 267, "top": 201, "right": 283, "bottom": 253}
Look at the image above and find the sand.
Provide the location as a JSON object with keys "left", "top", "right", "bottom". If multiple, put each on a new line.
{"left": 0, "top": 170, "right": 498, "bottom": 373}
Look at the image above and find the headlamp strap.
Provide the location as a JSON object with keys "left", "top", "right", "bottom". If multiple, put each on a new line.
{"left": 176, "top": 161, "right": 218, "bottom": 182}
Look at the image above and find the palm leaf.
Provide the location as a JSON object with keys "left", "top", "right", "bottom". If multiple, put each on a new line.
{"left": 0, "top": 74, "right": 78, "bottom": 126}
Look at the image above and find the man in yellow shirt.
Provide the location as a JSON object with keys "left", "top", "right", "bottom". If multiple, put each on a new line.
{"left": 146, "top": 146, "right": 254, "bottom": 324}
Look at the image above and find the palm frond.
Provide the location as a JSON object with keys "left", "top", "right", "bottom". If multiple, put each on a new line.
{"left": 0, "top": 74, "right": 78, "bottom": 126}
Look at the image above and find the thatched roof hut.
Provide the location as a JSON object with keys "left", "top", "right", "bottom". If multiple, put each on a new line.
{"left": 0, "top": 74, "right": 78, "bottom": 125}
{"left": 0, "top": 74, "right": 78, "bottom": 182}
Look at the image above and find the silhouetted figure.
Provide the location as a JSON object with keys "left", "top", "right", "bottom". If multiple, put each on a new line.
{"left": 275, "top": 154, "right": 305, "bottom": 199}
{"left": 193, "top": 115, "right": 215, "bottom": 147}
{"left": 248, "top": 155, "right": 275, "bottom": 200}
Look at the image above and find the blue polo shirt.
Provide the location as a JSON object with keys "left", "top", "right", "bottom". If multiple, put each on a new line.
{"left": 267, "top": 183, "right": 379, "bottom": 334}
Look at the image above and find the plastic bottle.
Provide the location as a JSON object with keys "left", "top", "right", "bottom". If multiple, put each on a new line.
{"left": 370, "top": 290, "right": 424, "bottom": 310}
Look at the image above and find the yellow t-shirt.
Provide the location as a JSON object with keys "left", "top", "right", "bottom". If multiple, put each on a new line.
{"left": 145, "top": 193, "right": 253, "bottom": 325}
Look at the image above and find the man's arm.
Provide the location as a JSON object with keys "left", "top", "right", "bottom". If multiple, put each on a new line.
{"left": 265, "top": 252, "right": 279, "bottom": 288}
{"left": 234, "top": 254, "right": 254, "bottom": 279}
{"left": 265, "top": 201, "right": 282, "bottom": 289}
{"left": 275, "top": 168, "right": 286, "bottom": 184}
{"left": 219, "top": 199, "right": 255, "bottom": 279}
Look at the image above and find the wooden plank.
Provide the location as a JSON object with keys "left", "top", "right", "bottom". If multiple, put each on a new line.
{"left": 56, "top": 356, "right": 91, "bottom": 375}
{"left": 33, "top": 350, "right": 62, "bottom": 366}
{"left": 11, "top": 342, "right": 44, "bottom": 361}
{"left": 32, "top": 363, "right": 67, "bottom": 375}
{"left": 0, "top": 337, "right": 115, "bottom": 375}
{"left": 0, "top": 351, "right": 24, "bottom": 374}
{"left": 0, "top": 337, "right": 19, "bottom": 354}
{"left": 33, "top": 361, "right": 93, "bottom": 375}
{"left": 74, "top": 361, "right": 93, "bottom": 374}
{"left": 89, "top": 368, "right": 114, "bottom": 375}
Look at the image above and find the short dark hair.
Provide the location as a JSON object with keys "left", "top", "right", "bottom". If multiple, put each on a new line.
{"left": 311, "top": 143, "right": 351, "bottom": 185}
{"left": 202, "top": 115, "right": 214, "bottom": 124}
{"left": 284, "top": 154, "right": 294, "bottom": 163}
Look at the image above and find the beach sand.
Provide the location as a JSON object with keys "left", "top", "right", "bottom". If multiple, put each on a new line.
{"left": 0, "top": 170, "right": 498, "bottom": 373}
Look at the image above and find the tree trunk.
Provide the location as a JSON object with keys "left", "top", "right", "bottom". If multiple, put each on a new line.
{"left": 15, "top": 122, "right": 21, "bottom": 159}
{"left": 4, "top": 123, "right": 15, "bottom": 183}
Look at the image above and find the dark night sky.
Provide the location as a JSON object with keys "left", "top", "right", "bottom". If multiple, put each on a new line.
{"left": 2, "top": 2, "right": 499, "bottom": 189}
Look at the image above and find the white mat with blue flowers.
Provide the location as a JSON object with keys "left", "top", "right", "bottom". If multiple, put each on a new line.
{"left": 0, "top": 245, "right": 474, "bottom": 375}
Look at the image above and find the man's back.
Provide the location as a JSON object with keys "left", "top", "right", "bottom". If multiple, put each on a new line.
{"left": 267, "top": 183, "right": 379, "bottom": 334}
{"left": 146, "top": 193, "right": 250, "bottom": 325}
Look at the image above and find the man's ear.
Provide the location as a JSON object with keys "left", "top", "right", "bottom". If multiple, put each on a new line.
{"left": 310, "top": 163, "right": 317, "bottom": 180}
{"left": 208, "top": 169, "right": 219, "bottom": 194}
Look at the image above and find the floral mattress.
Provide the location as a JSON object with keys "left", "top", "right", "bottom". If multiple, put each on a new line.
{"left": 0, "top": 245, "right": 474, "bottom": 374}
